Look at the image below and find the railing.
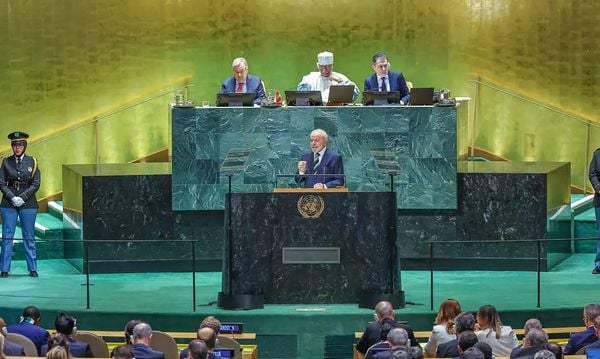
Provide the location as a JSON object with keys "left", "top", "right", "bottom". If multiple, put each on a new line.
{"left": 467, "top": 79, "right": 600, "bottom": 192}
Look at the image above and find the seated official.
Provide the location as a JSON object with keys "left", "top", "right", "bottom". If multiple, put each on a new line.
{"left": 296, "top": 129, "right": 344, "bottom": 189}
{"left": 41, "top": 313, "right": 92, "bottom": 357}
{"left": 220, "top": 57, "right": 266, "bottom": 105}
{"left": 131, "top": 323, "right": 165, "bottom": 359}
{"left": 363, "top": 53, "right": 410, "bottom": 105}
{"left": 297, "top": 51, "right": 359, "bottom": 103}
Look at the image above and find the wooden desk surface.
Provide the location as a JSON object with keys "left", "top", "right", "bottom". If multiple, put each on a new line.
{"left": 72, "top": 330, "right": 256, "bottom": 340}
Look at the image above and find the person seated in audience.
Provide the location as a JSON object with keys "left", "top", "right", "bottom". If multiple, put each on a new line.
{"left": 424, "top": 299, "right": 461, "bottom": 356}
{"left": 455, "top": 331, "right": 478, "bottom": 358}
{"left": 475, "top": 304, "right": 518, "bottom": 357}
{"left": 523, "top": 319, "right": 542, "bottom": 335}
{"left": 564, "top": 303, "right": 600, "bottom": 354}
{"left": 473, "top": 342, "right": 492, "bottom": 359}
{"left": 543, "top": 343, "right": 562, "bottom": 359}
{"left": 437, "top": 312, "right": 476, "bottom": 358}
{"left": 132, "top": 322, "right": 165, "bottom": 359}
{"left": 45, "top": 334, "right": 72, "bottom": 359}
{"left": 180, "top": 327, "right": 217, "bottom": 359}
{"left": 369, "top": 327, "right": 409, "bottom": 359}
{"left": 0, "top": 333, "right": 6, "bottom": 359}
{"left": 124, "top": 319, "right": 142, "bottom": 344}
{"left": 46, "top": 346, "right": 71, "bottom": 359}
{"left": 41, "top": 313, "right": 92, "bottom": 357}
{"left": 459, "top": 347, "right": 484, "bottom": 359}
{"left": 0, "top": 317, "right": 24, "bottom": 356}
{"left": 533, "top": 349, "right": 556, "bottom": 359}
{"left": 509, "top": 329, "right": 548, "bottom": 359}
{"left": 111, "top": 344, "right": 134, "bottom": 359}
{"left": 407, "top": 346, "right": 424, "bottom": 359}
{"left": 7, "top": 305, "right": 49, "bottom": 356}
{"left": 357, "top": 301, "right": 420, "bottom": 354}
{"left": 180, "top": 316, "right": 220, "bottom": 359}
{"left": 583, "top": 315, "right": 600, "bottom": 353}
{"left": 186, "top": 339, "right": 208, "bottom": 359}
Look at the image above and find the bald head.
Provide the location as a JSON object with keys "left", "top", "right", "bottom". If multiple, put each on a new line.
{"left": 375, "top": 301, "right": 394, "bottom": 320}
{"left": 197, "top": 327, "right": 216, "bottom": 350}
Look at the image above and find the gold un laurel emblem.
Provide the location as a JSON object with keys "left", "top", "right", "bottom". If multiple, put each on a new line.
{"left": 297, "top": 194, "right": 325, "bottom": 219}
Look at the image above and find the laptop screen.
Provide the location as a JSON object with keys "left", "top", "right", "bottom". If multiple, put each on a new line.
{"left": 409, "top": 87, "right": 434, "bottom": 106}
{"left": 327, "top": 85, "right": 355, "bottom": 104}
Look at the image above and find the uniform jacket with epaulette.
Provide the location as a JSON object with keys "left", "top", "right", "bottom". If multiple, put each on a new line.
{"left": 0, "top": 154, "right": 41, "bottom": 209}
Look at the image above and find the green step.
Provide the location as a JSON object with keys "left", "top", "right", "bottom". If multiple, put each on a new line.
{"left": 574, "top": 207, "right": 597, "bottom": 253}
{"left": 31, "top": 213, "right": 64, "bottom": 239}
{"left": 47, "top": 200, "right": 63, "bottom": 221}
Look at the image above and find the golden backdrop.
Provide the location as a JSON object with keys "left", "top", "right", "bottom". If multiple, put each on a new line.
{"left": 0, "top": 0, "right": 598, "bottom": 198}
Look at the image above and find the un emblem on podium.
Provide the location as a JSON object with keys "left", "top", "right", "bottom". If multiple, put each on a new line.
{"left": 297, "top": 194, "right": 325, "bottom": 219}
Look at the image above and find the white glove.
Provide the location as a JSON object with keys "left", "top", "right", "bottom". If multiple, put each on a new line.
{"left": 11, "top": 197, "right": 25, "bottom": 207}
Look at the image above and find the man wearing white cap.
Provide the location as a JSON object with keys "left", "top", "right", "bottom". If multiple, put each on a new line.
{"left": 297, "top": 51, "right": 359, "bottom": 103}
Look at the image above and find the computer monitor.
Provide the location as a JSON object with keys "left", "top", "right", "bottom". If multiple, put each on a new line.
{"left": 284, "top": 90, "right": 323, "bottom": 106}
{"left": 327, "top": 85, "right": 355, "bottom": 104}
{"left": 216, "top": 93, "right": 255, "bottom": 107}
{"left": 212, "top": 349, "right": 235, "bottom": 358}
{"left": 362, "top": 91, "right": 402, "bottom": 106}
{"left": 408, "top": 87, "right": 434, "bottom": 106}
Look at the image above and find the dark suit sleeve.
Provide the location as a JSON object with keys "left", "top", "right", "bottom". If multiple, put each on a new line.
{"left": 364, "top": 77, "right": 372, "bottom": 92}
{"left": 324, "top": 154, "right": 344, "bottom": 188}
{"left": 221, "top": 77, "right": 233, "bottom": 94}
{"left": 0, "top": 158, "right": 16, "bottom": 200}
{"left": 589, "top": 150, "right": 600, "bottom": 193}
{"left": 253, "top": 77, "right": 266, "bottom": 105}
{"left": 19, "top": 156, "right": 40, "bottom": 201}
{"left": 85, "top": 344, "right": 93, "bottom": 358}
{"left": 357, "top": 329, "right": 371, "bottom": 353}
{"left": 396, "top": 73, "right": 410, "bottom": 105}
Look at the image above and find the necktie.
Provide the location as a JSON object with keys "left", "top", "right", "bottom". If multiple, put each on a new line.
{"left": 313, "top": 153, "right": 321, "bottom": 174}
{"left": 380, "top": 77, "right": 387, "bottom": 92}
{"left": 16, "top": 157, "right": 21, "bottom": 166}
{"left": 236, "top": 82, "right": 244, "bottom": 93}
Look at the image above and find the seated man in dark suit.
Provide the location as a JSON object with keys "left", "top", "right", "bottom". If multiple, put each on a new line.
{"left": 509, "top": 329, "right": 548, "bottom": 359}
{"left": 583, "top": 315, "right": 600, "bottom": 353}
{"left": 112, "top": 344, "right": 134, "bottom": 359}
{"left": 370, "top": 327, "right": 409, "bottom": 359}
{"left": 356, "top": 301, "right": 420, "bottom": 355}
{"left": 220, "top": 57, "right": 266, "bottom": 105}
{"left": 296, "top": 129, "right": 344, "bottom": 189}
{"left": 41, "top": 313, "right": 92, "bottom": 357}
{"left": 132, "top": 322, "right": 165, "bottom": 359}
{"left": 437, "top": 312, "right": 476, "bottom": 358}
{"left": 186, "top": 339, "right": 208, "bottom": 359}
{"left": 179, "top": 322, "right": 218, "bottom": 359}
{"left": 564, "top": 303, "right": 600, "bottom": 354}
{"left": 6, "top": 306, "right": 49, "bottom": 356}
{"left": 0, "top": 317, "right": 24, "bottom": 356}
{"left": 454, "top": 331, "right": 478, "bottom": 359}
{"left": 363, "top": 53, "right": 410, "bottom": 105}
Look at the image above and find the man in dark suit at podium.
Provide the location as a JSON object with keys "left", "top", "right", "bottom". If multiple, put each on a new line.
{"left": 297, "top": 129, "right": 344, "bottom": 189}
{"left": 220, "top": 57, "right": 266, "bottom": 105}
{"left": 363, "top": 53, "right": 410, "bottom": 105}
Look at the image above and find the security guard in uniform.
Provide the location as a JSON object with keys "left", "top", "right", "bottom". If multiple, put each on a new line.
{"left": 0, "top": 131, "right": 41, "bottom": 277}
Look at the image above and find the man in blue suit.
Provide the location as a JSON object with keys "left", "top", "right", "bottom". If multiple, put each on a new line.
{"left": 296, "top": 129, "right": 344, "bottom": 189}
{"left": 564, "top": 303, "right": 600, "bottom": 354}
{"left": 583, "top": 316, "right": 600, "bottom": 353}
{"left": 6, "top": 306, "right": 49, "bottom": 356}
{"left": 41, "top": 313, "right": 92, "bottom": 357}
{"left": 221, "top": 57, "right": 266, "bottom": 105}
{"left": 132, "top": 322, "right": 165, "bottom": 359}
{"left": 363, "top": 53, "right": 410, "bottom": 105}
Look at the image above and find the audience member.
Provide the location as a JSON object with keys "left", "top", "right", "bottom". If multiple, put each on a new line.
{"left": 437, "top": 312, "right": 476, "bottom": 358}
{"left": 357, "top": 301, "right": 419, "bottom": 354}
{"left": 544, "top": 343, "right": 562, "bottom": 359}
{"left": 111, "top": 345, "right": 134, "bottom": 359}
{"left": 124, "top": 319, "right": 142, "bottom": 344}
{"left": 0, "top": 333, "right": 6, "bottom": 359}
{"left": 46, "top": 346, "right": 70, "bottom": 359}
{"left": 457, "top": 331, "right": 478, "bottom": 355}
{"left": 523, "top": 319, "right": 543, "bottom": 335}
{"left": 583, "top": 314, "right": 600, "bottom": 353}
{"left": 41, "top": 313, "right": 92, "bottom": 357}
{"left": 186, "top": 340, "right": 208, "bottom": 359}
{"left": 180, "top": 322, "right": 218, "bottom": 359}
{"left": 0, "top": 317, "right": 24, "bottom": 356}
{"left": 564, "top": 303, "right": 600, "bottom": 354}
{"left": 509, "top": 329, "right": 548, "bottom": 359}
{"left": 424, "top": 299, "right": 461, "bottom": 356}
{"left": 7, "top": 306, "right": 49, "bottom": 356}
{"left": 473, "top": 342, "right": 492, "bottom": 359}
{"left": 132, "top": 323, "right": 165, "bottom": 359}
{"left": 460, "top": 347, "right": 484, "bottom": 359}
{"left": 533, "top": 349, "right": 556, "bottom": 359}
{"left": 407, "top": 346, "right": 424, "bottom": 359}
{"left": 45, "top": 334, "right": 71, "bottom": 359}
{"left": 370, "top": 327, "right": 409, "bottom": 359}
{"left": 475, "top": 304, "right": 518, "bottom": 357}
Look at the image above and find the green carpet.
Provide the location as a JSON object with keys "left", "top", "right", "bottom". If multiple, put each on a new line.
{"left": 0, "top": 254, "right": 597, "bottom": 359}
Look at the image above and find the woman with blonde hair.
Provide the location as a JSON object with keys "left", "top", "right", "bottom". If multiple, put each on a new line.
{"left": 475, "top": 304, "right": 519, "bottom": 357}
{"left": 46, "top": 346, "right": 71, "bottom": 359}
{"left": 424, "top": 299, "right": 462, "bottom": 356}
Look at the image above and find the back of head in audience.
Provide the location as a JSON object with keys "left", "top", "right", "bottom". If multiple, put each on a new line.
{"left": 47, "top": 333, "right": 69, "bottom": 351}
{"left": 458, "top": 331, "right": 478, "bottom": 352}
{"left": 23, "top": 306, "right": 42, "bottom": 324}
{"left": 595, "top": 314, "right": 600, "bottom": 333}
{"left": 534, "top": 349, "right": 556, "bottom": 359}
{"left": 407, "top": 346, "right": 423, "bottom": 359}
{"left": 473, "top": 342, "right": 492, "bottom": 359}
{"left": 111, "top": 345, "right": 134, "bottom": 359}
{"left": 55, "top": 313, "right": 76, "bottom": 336}
{"left": 375, "top": 301, "right": 395, "bottom": 321}
{"left": 387, "top": 327, "right": 409, "bottom": 347}
{"left": 47, "top": 346, "right": 70, "bottom": 359}
{"left": 132, "top": 323, "right": 153, "bottom": 344}
{"left": 187, "top": 339, "right": 208, "bottom": 359}
{"left": 197, "top": 327, "right": 216, "bottom": 350}
{"left": 462, "top": 347, "right": 484, "bottom": 359}
{"left": 477, "top": 305, "right": 503, "bottom": 339}
{"left": 436, "top": 299, "right": 462, "bottom": 334}
{"left": 124, "top": 320, "right": 142, "bottom": 344}
{"left": 455, "top": 312, "right": 476, "bottom": 334}
{"left": 524, "top": 329, "right": 548, "bottom": 347}
{"left": 544, "top": 342, "right": 562, "bottom": 359}
{"left": 584, "top": 304, "right": 600, "bottom": 326}
{"left": 523, "top": 318, "right": 542, "bottom": 334}
{"left": 200, "top": 316, "right": 221, "bottom": 335}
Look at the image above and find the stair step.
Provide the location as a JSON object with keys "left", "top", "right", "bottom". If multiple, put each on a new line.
{"left": 574, "top": 207, "right": 597, "bottom": 253}
{"left": 47, "top": 200, "right": 63, "bottom": 221}
{"left": 31, "top": 213, "right": 64, "bottom": 239}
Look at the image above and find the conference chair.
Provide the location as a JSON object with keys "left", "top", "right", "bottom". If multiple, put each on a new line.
{"left": 6, "top": 332, "right": 38, "bottom": 356}
{"left": 73, "top": 331, "right": 110, "bottom": 358}
{"left": 217, "top": 336, "right": 243, "bottom": 359}
{"left": 150, "top": 331, "right": 179, "bottom": 359}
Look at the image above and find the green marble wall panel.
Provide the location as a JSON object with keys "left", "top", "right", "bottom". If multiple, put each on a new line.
{"left": 172, "top": 106, "right": 457, "bottom": 210}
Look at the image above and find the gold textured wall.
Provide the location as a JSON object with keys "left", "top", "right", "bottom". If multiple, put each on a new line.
{"left": 0, "top": 0, "right": 598, "bottom": 198}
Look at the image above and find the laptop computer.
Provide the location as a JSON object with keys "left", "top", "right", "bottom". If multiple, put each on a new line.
{"left": 216, "top": 93, "right": 255, "bottom": 107}
{"left": 362, "top": 91, "right": 401, "bottom": 106}
{"left": 327, "top": 85, "right": 355, "bottom": 104}
{"left": 285, "top": 90, "right": 323, "bottom": 106}
{"left": 409, "top": 87, "right": 434, "bottom": 106}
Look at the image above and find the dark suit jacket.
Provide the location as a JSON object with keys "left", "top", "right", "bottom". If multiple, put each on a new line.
{"left": 585, "top": 340, "right": 600, "bottom": 352}
{"left": 41, "top": 337, "right": 93, "bottom": 357}
{"left": 363, "top": 71, "right": 410, "bottom": 105}
{"left": 297, "top": 148, "right": 344, "bottom": 189}
{"left": 437, "top": 339, "right": 459, "bottom": 358}
{"left": 3, "top": 340, "right": 25, "bottom": 356}
{"left": 509, "top": 344, "right": 547, "bottom": 359}
{"left": 564, "top": 326, "right": 599, "bottom": 354}
{"left": 7, "top": 322, "right": 49, "bottom": 356}
{"left": 220, "top": 74, "right": 266, "bottom": 105}
{"left": 133, "top": 343, "right": 165, "bottom": 359}
{"left": 356, "top": 319, "right": 419, "bottom": 354}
